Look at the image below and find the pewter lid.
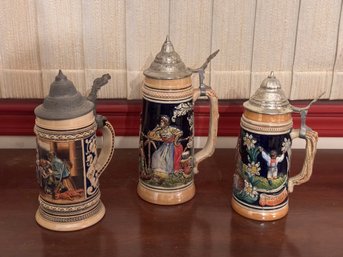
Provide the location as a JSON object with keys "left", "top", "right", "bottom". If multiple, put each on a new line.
{"left": 34, "top": 70, "right": 94, "bottom": 120}
{"left": 143, "top": 36, "right": 192, "bottom": 80}
{"left": 243, "top": 72, "right": 292, "bottom": 114}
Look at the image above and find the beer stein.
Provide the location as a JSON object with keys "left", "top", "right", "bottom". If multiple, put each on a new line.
{"left": 137, "top": 36, "right": 219, "bottom": 205}
{"left": 232, "top": 72, "right": 321, "bottom": 221}
{"left": 34, "top": 70, "right": 115, "bottom": 231}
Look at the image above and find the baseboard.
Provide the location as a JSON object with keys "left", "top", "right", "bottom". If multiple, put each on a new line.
{"left": 0, "top": 136, "right": 342, "bottom": 149}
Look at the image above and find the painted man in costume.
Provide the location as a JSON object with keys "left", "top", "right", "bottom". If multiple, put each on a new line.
{"left": 259, "top": 147, "right": 285, "bottom": 182}
{"left": 47, "top": 152, "right": 71, "bottom": 198}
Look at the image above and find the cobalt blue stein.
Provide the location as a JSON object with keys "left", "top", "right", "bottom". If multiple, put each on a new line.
{"left": 137, "top": 36, "right": 219, "bottom": 205}
{"left": 232, "top": 72, "right": 320, "bottom": 221}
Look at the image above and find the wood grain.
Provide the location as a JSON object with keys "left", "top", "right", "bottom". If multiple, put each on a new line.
{"left": 0, "top": 148, "right": 342, "bottom": 257}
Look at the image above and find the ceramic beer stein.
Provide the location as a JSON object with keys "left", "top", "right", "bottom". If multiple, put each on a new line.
{"left": 34, "top": 70, "right": 115, "bottom": 231}
{"left": 137, "top": 36, "right": 219, "bottom": 205}
{"left": 232, "top": 72, "right": 320, "bottom": 221}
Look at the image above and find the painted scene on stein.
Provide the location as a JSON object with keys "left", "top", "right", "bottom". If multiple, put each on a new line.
{"left": 139, "top": 100, "right": 194, "bottom": 189}
{"left": 35, "top": 134, "right": 99, "bottom": 203}
{"left": 233, "top": 129, "right": 292, "bottom": 209}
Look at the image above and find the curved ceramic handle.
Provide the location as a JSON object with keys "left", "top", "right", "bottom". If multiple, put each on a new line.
{"left": 95, "top": 120, "right": 115, "bottom": 178}
{"left": 288, "top": 129, "right": 318, "bottom": 193}
{"left": 193, "top": 87, "right": 219, "bottom": 174}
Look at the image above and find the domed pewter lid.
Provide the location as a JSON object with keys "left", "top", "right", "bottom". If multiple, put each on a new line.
{"left": 35, "top": 70, "right": 94, "bottom": 120}
{"left": 243, "top": 72, "right": 293, "bottom": 115}
{"left": 143, "top": 36, "right": 192, "bottom": 80}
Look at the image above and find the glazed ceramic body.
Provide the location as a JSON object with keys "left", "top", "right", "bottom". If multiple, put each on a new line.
{"left": 34, "top": 112, "right": 115, "bottom": 231}
{"left": 138, "top": 77, "right": 196, "bottom": 204}
{"left": 232, "top": 110, "right": 293, "bottom": 220}
{"left": 231, "top": 73, "right": 319, "bottom": 221}
{"left": 137, "top": 37, "right": 219, "bottom": 205}
{"left": 34, "top": 71, "right": 115, "bottom": 231}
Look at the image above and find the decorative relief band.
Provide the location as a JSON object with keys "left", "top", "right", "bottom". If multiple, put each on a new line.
{"left": 241, "top": 115, "right": 293, "bottom": 134}
{"left": 38, "top": 202, "right": 102, "bottom": 223}
{"left": 35, "top": 111, "right": 95, "bottom": 130}
{"left": 38, "top": 191, "right": 101, "bottom": 216}
{"left": 142, "top": 84, "right": 193, "bottom": 102}
{"left": 34, "top": 122, "right": 97, "bottom": 141}
{"left": 243, "top": 110, "right": 292, "bottom": 123}
{"left": 144, "top": 77, "right": 192, "bottom": 90}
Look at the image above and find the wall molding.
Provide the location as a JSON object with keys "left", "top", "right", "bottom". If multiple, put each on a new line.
{"left": 1, "top": 136, "right": 342, "bottom": 149}
{"left": 0, "top": 99, "right": 343, "bottom": 137}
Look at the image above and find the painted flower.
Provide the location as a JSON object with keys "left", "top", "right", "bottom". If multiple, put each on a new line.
{"left": 244, "top": 180, "right": 258, "bottom": 198}
{"left": 243, "top": 133, "right": 257, "bottom": 150}
{"left": 247, "top": 161, "right": 261, "bottom": 176}
{"left": 281, "top": 138, "right": 291, "bottom": 153}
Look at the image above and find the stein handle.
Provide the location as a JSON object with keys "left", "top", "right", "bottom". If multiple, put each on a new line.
{"left": 288, "top": 129, "right": 318, "bottom": 193}
{"left": 192, "top": 87, "right": 219, "bottom": 174}
{"left": 95, "top": 119, "right": 115, "bottom": 178}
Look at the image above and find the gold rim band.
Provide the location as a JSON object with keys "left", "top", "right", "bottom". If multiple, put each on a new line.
{"left": 244, "top": 110, "right": 292, "bottom": 123}
{"left": 137, "top": 181, "right": 195, "bottom": 205}
{"left": 231, "top": 197, "right": 288, "bottom": 221}
{"left": 35, "top": 111, "right": 95, "bottom": 131}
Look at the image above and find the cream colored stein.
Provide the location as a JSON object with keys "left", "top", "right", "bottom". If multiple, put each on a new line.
{"left": 34, "top": 71, "right": 115, "bottom": 231}
{"left": 137, "top": 37, "right": 219, "bottom": 205}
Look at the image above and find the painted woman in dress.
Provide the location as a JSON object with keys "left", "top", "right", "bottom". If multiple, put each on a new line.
{"left": 147, "top": 115, "right": 183, "bottom": 175}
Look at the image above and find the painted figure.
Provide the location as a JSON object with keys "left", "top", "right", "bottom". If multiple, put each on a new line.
{"left": 259, "top": 147, "right": 285, "bottom": 182}
{"left": 147, "top": 115, "right": 183, "bottom": 174}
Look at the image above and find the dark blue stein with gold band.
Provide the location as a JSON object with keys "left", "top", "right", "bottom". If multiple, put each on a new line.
{"left": 232, "top": 72, "right": 322, "bottom": 221}
{"left": 137, "top": 36, "right": 219, "bottom": 205}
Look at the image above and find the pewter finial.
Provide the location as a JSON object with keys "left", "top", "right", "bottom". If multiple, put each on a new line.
{"left": 162, "top": 35, "right": 175, "bottom": 53}
{"left": 269, "top": 71, "right": 275, "bottom": 78}
{"left": 56, "top": 70, "right": 67, "bottom": 81}
{"left": 144, "top": 36, "right": 192, "bottom": 79}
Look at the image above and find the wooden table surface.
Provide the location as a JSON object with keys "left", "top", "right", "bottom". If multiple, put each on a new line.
{"left": 0, "top": 148, "right": 342, "bottom": 257}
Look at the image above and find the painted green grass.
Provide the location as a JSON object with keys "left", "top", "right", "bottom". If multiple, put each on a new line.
{"left": 144, "top": 172, "right": 193, "bottom": 188}
{"left": 241, "top": 164, "right": 287, "bottom": 191}
{"left": 251, "top": 175, "right": 287, "bottom": 191}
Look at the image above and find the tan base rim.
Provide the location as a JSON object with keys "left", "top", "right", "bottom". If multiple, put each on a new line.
{"left": 35, "top": 202, "right": 106, "bottom": 232}
{"left": 137, "top": 181, "right": 195, "bottom": 205}
{"left": 231, "top": 197, "right": 288, "bottom": 221}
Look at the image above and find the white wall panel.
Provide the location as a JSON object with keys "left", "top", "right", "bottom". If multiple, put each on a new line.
{"left": 169, "top": 0, "right": 213, "bottom": 88}
{"left": 82, "top": 0, "right": 127, "bottom": 98}
{"left": 0, "top": 0, "right": 341, "bottom": 100}
{"left": 211, "top": 0, "right": 256, "bottom": 99}
{"left": 291, "top": 0, "right": 341, "bottom": 99}
{"left": 125, "top": 0, "right": 169, "bottom": 99}
{"left": 36, "top": 0, "right": 85, "bottom": 95}
{"left": 331, "top": 1, "right": 343, "bottom": 99}
{"left": 0, "top": 0, "right": 42, "bottom": 98}
{"left": 251, "top": 0, "right": 299, "bottom": 97}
